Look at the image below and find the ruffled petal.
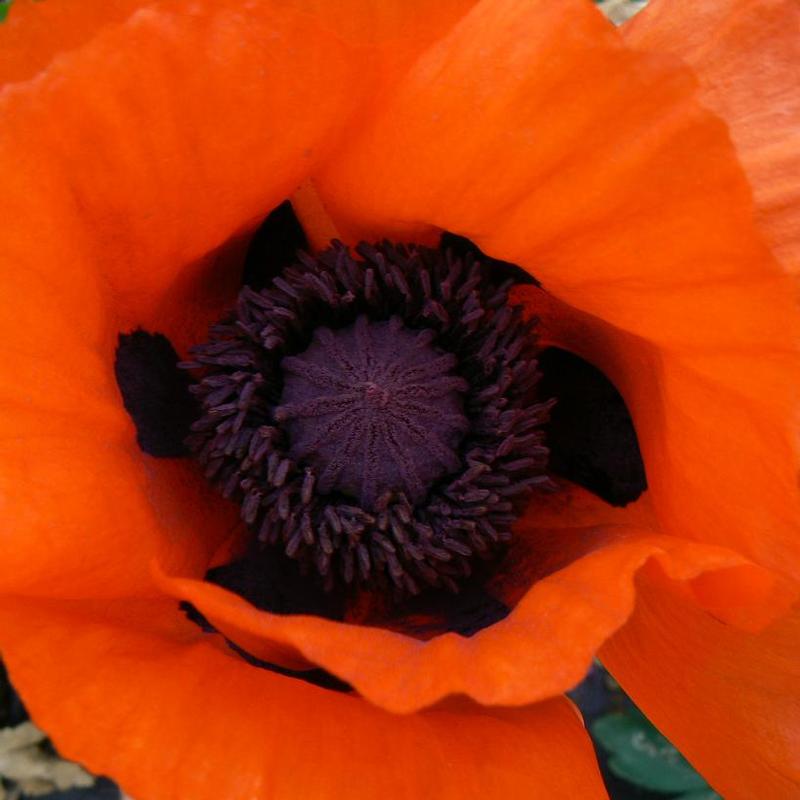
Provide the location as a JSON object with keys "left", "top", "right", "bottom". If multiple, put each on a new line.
{"left": 0, "top": 598, "right": 608, "bottom": 800}
{"left": 0, "top": 438, "right": 240, "bottom": 598}
{"left": 1, "top": 0, "right": 367, "bottom": 342}
{"left": 516, "top": 285, "right": 800, "bottom": 582}
{"left": 624, "top": 0, "right": 800, "bottom": 274}
{"left": 0, "top": 0, "right": 364, "bottom": 597}
{"left": 310, "top": 0, "right": 800, "bottom": 577}
{"left": 273, "top": 0, "right": 481, "bottom": 91}
{"left": 602, "top": 568, "right": 800, "bottom": 800}
{"left": 313, "top": 0, "right": 764, "bottom": 290}
{"left": 0, "top": 0, "right": 487, "bottom": 599}
{"left": 0, "top": 0, "right": 148, "bottom": 85}
{"left": 0, "top": 0, "right": 479, "bottom": 89}
{"left": 153, "top": 485, "right": 795, "bottom": 713}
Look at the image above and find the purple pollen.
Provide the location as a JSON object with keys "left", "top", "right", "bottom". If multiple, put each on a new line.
{"left": 275, "top": 316, "right": 469, "bottom": 509}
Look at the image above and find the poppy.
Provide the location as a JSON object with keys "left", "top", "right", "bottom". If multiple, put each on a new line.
{"left": 0, "top": 0, "right": 798, "bottom": 798}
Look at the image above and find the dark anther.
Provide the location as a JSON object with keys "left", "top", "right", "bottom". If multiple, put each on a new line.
{"left": 538, "top": 347, "right": 647, "bottom": 506}
{"left": 183, "top": 241, "right": 554, "bottom": 597}
{"left": 241, "top": 200, "right": 308, "bottom": 291}
{"left": 114, "top": 330, "right": 197, "bottom": 457}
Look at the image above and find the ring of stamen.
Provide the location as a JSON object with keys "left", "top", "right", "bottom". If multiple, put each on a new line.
{"left": 183, "top": 241, "right": 554, "bottom": 596}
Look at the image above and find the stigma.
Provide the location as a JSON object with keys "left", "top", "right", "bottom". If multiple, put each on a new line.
{"left": 276, "top": 315, "right": 469, "bottom": 509}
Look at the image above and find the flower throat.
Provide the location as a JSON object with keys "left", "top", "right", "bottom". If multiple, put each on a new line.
{"left": 182, "top": 241, "right": 554, "bottom": 597}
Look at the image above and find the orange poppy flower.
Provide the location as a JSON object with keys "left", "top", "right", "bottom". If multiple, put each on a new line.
{"left": 0, "top": 0, "right": 798, "bottom": 798}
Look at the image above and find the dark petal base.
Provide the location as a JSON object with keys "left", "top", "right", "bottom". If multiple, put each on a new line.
{"left": 203, "top": 547, "right": 346, "bottom": 621}
{"left": 439, "top": 232, "right": 540, "bottom": 288}
{"left": 240, "top": 200, "right": 308, "bottom": 291}
{"left": 114, "top": 330, "right": 197, "bottom": 458}
{"left": 179, "top": 600, "right": 351, "bottom": 693}
{"left": 539, "top": 348, "right": 647, "bottom": 506}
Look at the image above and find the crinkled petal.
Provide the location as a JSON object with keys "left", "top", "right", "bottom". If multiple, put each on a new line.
{"left": 516, "top": 285, "right": 800, "bottom": 583}
{"left": 0, "top": 0, "right": 148, "bottom": 85}
{"left": 0, "top": 598, "right": 608, "bottom": 800}
{"left": 0, "top": 0, "right": 363, "bottom": 597}
{"left": 602, "top": 569, "right": 800, "bottom": 800}
{"left": 624, "top": 0, "right": 800, "bottom": 274}
{"left": 309, "top": 0, "right": 800, "bottom": 577}
{"left": 154, "top": 485, "right": 795, "bottom": 713}
{"left": 0, "top": 0, "right": 486, "bottom": 600}
{"left": 313, "top": 0, "right": 769, "bottom": 300}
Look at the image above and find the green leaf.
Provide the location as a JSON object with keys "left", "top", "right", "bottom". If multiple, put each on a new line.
{"left": 0, "top": 5, "right": 9, "bottom": 24}
{"left": 592, "top": 709, "right": 709, "bottom": 793}
{"left": 676, "top": 792, "right": 722, "bottom": 800}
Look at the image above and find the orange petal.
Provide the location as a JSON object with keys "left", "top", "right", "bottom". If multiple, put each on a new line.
{"left": 0, "top": 0, "right": 368, "bottom": 597}
{"left": 0, "top": 0, "right": 366, "bottom": 346}
{"left": 0, "top": 438, "right": 240, "bottom": 598}
{"left": 277, "top": 0, "right": 481, "bottom": 94}
{"left": 515, "top": 284, "right": 800, "bottom": 583}
{"left": 153, "top": 485, "right": 795, "bottom": 713}
{"left": 624, "top": 0, "right": 800, "bottom": 275}
{"left": 0, "top": 597, "right": 608, "bottom": 800}
{"left": 314, "top": 0, "right": 766, "bottom": 298}
{"left": 311, "top": 0, "right": 800, "bottom": 577}
{"left": 312, "top": 0, "right": 798, "bottom": 360}
{"left": 0, "top": 0, "right": 148, "bottom": 85}
{"left": 0, "top": 0, "right": 488, "bottom": 599}
{"left": 602, "top": 567, "right": 800, "bottom": 800}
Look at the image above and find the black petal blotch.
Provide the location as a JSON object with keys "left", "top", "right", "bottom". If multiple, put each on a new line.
{"left": 114, "top": 329, "right": 197, "bottom": 457}
{"left": 539, "top": 347, "right": 647, "bottom": 506}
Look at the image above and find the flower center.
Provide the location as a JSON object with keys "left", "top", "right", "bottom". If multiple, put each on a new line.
{"left": 275, "top": 316, "right": 468, "bottom": 509}
{"left": 183, "top": 241, "right": 554, "bottom": 597}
